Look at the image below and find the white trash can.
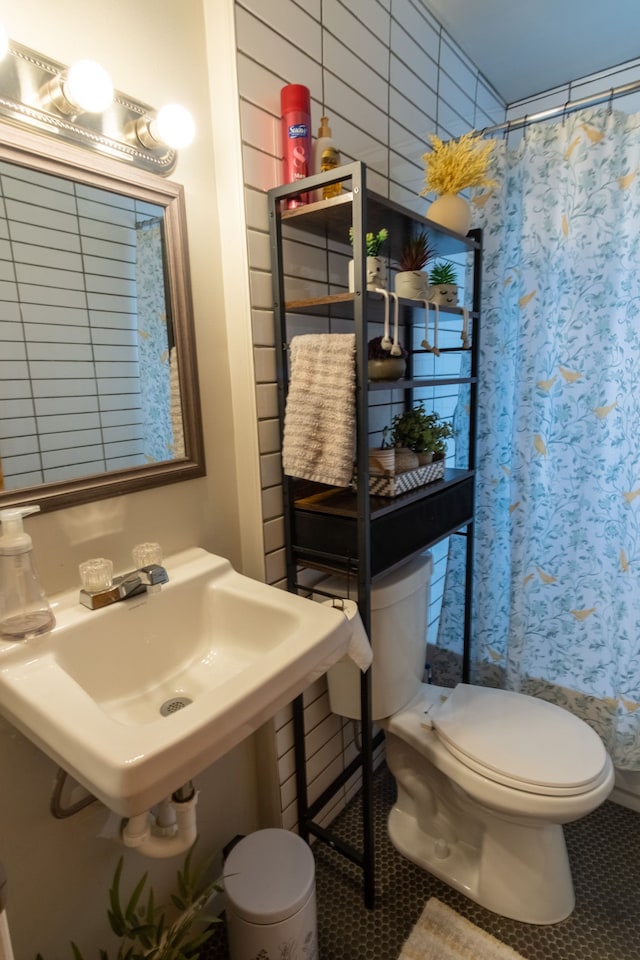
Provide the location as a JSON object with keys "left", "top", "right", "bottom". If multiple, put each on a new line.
{"left": 223, "top": 828, "right": 318, "bottom": 960}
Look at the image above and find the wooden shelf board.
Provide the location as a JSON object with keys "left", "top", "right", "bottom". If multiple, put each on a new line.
{"left": 285, "top": 290, "right": 478, "bottom": 315}
{"left": 279, "top": 186, "right": 479, "bottom": 257}
{"left": 294, "top": 468, "right": 473, "bottom": 519}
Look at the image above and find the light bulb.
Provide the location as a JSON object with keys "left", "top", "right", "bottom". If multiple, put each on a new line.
{"left": 64, "top": 60, "right": 113, "bottom": 113}
{"left": 155, "top": 104, "right": 195, "bottom": 149}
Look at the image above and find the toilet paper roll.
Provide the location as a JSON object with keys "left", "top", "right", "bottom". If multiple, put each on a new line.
{"left": 322, "top": 598, "right": 373, "bottom": 672}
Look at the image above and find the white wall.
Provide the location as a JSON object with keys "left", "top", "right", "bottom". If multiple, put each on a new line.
{"left": 232, "top": 0, "right": 506, "bottom": 829}
{"left": 0, "top": 2, "right": 266, "bottom": 956}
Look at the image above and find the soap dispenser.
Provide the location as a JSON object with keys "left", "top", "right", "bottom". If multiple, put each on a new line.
{"left": 0, "top": 504, "right": 56, "bottom": 641}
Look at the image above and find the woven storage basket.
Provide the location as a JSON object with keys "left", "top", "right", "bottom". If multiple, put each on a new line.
{"left": 355, "top": 458, "right": 444, "bottom": 497}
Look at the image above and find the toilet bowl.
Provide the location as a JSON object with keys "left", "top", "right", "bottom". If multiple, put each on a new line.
{"left": 323, "top": 554, "right": 614, "bottom": 924}
{"left": 383, "top": 682, "right": 613, "bottom": 924}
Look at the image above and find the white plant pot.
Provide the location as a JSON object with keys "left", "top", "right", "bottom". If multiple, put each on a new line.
{"left": 394, "top": 270, "right": 429, "bottom": 299}
{"left": 394, "top": 447, "right": 420, "bottom": 472}
{"left": 426, "top": 193, "right": 472, "bottom": 236}
{"left": 369, "top": 447, "right": 395, "bottom": 476}
{"left": 429, "top": 283, "right": 459, "bottom": 306}
{"left": 348, "top": 256, "right": 387, "bottom": 292}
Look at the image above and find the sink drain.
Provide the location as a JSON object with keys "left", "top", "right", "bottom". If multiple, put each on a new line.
{"left": 160, "top": 696, "right": 193, "bottom": 717}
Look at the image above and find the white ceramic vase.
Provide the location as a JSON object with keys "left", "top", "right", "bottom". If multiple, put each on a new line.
{"left": 394, "top": 447, "right": 420, "bottom": 472}
{"left": 426, "top": 193, "right": 472, "bottom": 236}
{"left": 348, "top": 257, "right": 387, "bottom": 292}
{"left": 394, "top": 270, "right": 429, "bottom": 300}
{"left": 369, "top": 447, "right": 396, "bottom": 477}
{"left": 429, "top": 283, "right": 459, "bottom": 306}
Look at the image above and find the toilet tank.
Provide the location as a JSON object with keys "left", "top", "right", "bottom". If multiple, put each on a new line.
{"left": 321, "top": 553, "right": 432, "bottom": 720}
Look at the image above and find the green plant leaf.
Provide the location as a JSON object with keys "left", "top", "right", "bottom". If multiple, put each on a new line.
{"left": 154, "top": 910, "right": 165, "bottom": 946}
{"left": 390, "top": 402, "right": 452, "bottom": 454}
{"left": 44, "top": 840, "right": 219, "bottom": 959}
{"left": 176, "top": 865, "right": 189, "bottom": 902}
{"left": 146, "top": 885, "right": 156, "bottom": 920}
{"left": 127, "top": 921, "right": 158, "bottom": 942}
{"left": 108, "top": 858, "right": 126, "bottom": 937}
{"left": 430, "top": 260, "right": 457, "bottom": 286}
{"left": 186, "top": 926, "right": 217, "bottom": 951}
{"left": 124, "top": 871, "right": 149, "bottom": 925}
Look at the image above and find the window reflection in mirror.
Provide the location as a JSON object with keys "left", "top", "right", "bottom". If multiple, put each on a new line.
{"left": 0, "top": 122, "right": 204, "bottom": 510}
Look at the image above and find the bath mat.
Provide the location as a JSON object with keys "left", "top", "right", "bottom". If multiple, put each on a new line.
{"left": 398, "top": 899, "right": 526, "bottom": 960}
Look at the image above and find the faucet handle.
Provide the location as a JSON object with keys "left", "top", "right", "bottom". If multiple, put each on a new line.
{"left": 79, "top": 557, "right": 113, "bottom": 593}
{"left": 132, "top": 542, "right": 163, "bottom": 567}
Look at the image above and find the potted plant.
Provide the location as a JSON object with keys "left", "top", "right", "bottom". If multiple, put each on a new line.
{"left": 348, "top": 226, "right": 389, "bottom": 291}
{"left": 390, "top": 402, "right": 453, "bottom": 466}
{"left": 429, "top": 260, "right": 459, "bottom": 306}
{"left": 394, "top": 230, "right": 435, "bottom": 300}
{"left": 367, "top": 335, "right": 407, "bottom": 382}
{"left": 36, "top": 843, "right": 221, "bottom": 959}
{"left": 421, "top": 130, "right": 496, "bottom": 235}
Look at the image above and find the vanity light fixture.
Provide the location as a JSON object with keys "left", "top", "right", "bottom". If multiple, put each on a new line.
{"left": 44, "top": 59, "right": 114, "bottom": 116}
{"left": 135, "top": 103, "right": 196, "bottom": 150}
{"left": 0, "top": 37, "right": 193, "bottom": 175}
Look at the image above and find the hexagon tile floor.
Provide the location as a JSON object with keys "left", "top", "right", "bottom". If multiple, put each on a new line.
{"left": 203, "top": 764, "right": 640, "bottom": 960}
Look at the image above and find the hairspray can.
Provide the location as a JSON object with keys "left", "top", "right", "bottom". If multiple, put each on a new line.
{"left": 280, "top": 84, "right": 311, "bottom": 208}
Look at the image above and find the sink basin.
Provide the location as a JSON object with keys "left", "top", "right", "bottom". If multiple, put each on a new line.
{"left": 0, "top": 547, "right": 352, "bottom": 815}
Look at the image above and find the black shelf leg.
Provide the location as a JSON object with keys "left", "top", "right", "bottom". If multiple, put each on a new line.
{"left": 293, "top": 694, "right": 309, "bottom": 842}
{"left": 360, "top": 667, "right": 375, "bottom": 908}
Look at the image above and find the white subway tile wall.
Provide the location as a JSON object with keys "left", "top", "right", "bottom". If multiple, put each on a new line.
{"left": 234, "top": 0, "right": 505, "bottom": 828}
{"left": 0, "top": 161, "right": 168, "bottom": 489}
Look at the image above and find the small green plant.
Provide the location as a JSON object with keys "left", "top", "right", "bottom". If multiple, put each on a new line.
{"left": 430, "top": 261, "right": 458, "bottom": 286}
{"left": 35, "top": 843, "right": 221, "bottom": 960}
{"left": 368, "top": 335, "right": 407, "bottom": 361}
{"left": 397, "top": 230, "right": 434, "bottom": 271}
{"left": 380, "top": 425, "right": 393, "bottom": 449}
{"left": 348, "top": 226, "right": 388, "bottom": 257}
{"left": 390, "top": 402, "right": 453, "bottom": 456}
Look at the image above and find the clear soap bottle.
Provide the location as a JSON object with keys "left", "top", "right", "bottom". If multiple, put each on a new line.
{"left": 0, "top": 504, "right": 56, "bottom": 641}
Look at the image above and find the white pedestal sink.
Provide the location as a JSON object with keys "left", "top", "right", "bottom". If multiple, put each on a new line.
{"left": 0, "top": 548, "right": 353, "bottom": 815}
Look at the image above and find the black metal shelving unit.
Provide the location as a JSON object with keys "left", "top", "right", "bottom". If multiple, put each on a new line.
{"left": 268, "top": 162, "right": 481, "bottom": 908}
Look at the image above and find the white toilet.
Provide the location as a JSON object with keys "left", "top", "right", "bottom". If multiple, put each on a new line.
{"left": 324, "top": 553, "right": 614, "bottom": 925}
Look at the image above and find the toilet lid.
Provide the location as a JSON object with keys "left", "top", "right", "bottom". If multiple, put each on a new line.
{"left": 433, "top": 684, "right": 608, "bottom": 795}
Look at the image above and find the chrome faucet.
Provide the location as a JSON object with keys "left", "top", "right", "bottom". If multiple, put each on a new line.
{"left": 80, "top": 564, "right": 169, "bottom": 610}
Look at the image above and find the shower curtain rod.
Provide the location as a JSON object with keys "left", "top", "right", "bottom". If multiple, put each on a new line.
{"left": 481, "top": 77, "right": 640, "bottom": 136}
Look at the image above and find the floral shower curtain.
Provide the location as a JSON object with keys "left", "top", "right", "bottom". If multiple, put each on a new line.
{"left": 136, "top": 222, "right": 175, "bottom": 462}
{"left": 441, "top": 107, "right": 640, "bottom": 769}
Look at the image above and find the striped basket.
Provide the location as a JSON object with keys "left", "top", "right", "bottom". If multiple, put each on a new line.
{"left": 354, "top": 457, "right": 445, "bottom": 497}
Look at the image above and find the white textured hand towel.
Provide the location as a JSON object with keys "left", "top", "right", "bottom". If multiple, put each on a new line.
{"left": 322, "top": 598, "right": 373, "bottom": 672}
{"left": 282, "top": 333, "right": 356, "bottom": 486}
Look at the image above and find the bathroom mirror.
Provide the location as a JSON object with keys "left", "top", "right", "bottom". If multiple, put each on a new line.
{"left": 0, "top": 120, "right": 205, "bottom": 512}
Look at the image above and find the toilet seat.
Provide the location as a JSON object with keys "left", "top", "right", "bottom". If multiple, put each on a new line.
{"left": 431, "top": 684, "right": 609, "bottom": 797}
